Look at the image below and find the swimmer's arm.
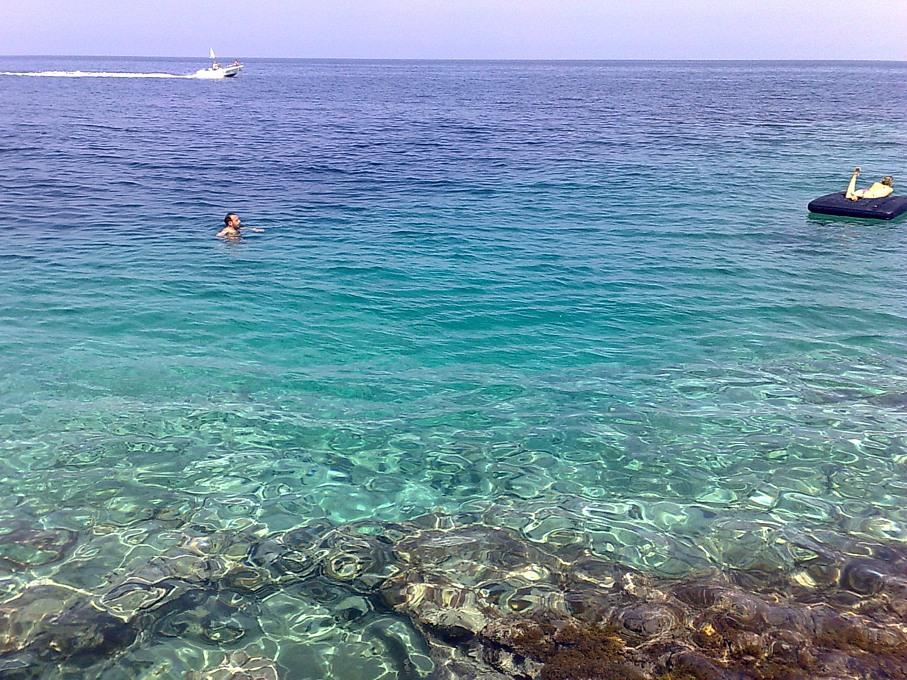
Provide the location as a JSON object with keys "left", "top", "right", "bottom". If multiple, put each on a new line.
{"left": 216, "top": 227, "right": 230, "bottom": 237}
{"left": 248, "top": 227, "right": 265, "bottom": 233}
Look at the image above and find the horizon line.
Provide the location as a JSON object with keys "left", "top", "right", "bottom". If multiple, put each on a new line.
{"left": 1, "top": 54, "right": 905, "bottom": 63}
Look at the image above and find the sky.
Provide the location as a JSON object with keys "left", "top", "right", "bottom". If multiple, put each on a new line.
{"left": 2, "top": 0, "right": 906, "bottom": 60}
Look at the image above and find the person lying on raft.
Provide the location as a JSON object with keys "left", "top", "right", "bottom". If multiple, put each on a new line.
{"left": 846, "top": 167, "right": 894, "bottom": 201}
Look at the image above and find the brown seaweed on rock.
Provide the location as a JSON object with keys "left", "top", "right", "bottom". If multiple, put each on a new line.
{"left": 377, "top": 519, "right": 907, "bottom": 680}
{"left": 484, "top": 616, "right": 645, "bottom": 680}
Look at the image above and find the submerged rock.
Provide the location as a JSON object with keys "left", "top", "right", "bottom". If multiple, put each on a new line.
{"left": 0, "top": 582, "right": 136, "bottom": 663}
{"left": 185, "top": 649, "right": 279, "bottom": 680}
{"left": 373, "top": 518, "right": 907, "bottom": 679}
{"left": 3, "top": 511, "right": 907, "bottom": 679}
{"left": 0, "top": 523, "right": 78, "bottom": 571}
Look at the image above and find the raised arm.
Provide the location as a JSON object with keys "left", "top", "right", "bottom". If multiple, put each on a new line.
{"left": 845, "top": 167, "right": 861, "bottom": 201}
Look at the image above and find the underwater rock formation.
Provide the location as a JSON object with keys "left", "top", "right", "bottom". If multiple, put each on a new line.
{"left": 0, "top": 582, "right": 134, "bottom": 672}
{"left": 378, "top": 519, "right": 907, "bottom": 679}
{"left": 0, "top": 523, "right": 78, "bottom": 572}
{"left": 186, "top": 649, "right": 280, "bottom": 680}
{"left": 1, "top": 512, "right": 906, "bottom": 678}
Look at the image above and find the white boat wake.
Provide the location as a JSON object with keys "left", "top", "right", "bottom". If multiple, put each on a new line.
{"left": 0, "top": 69, "right": 234, "bottom": 79}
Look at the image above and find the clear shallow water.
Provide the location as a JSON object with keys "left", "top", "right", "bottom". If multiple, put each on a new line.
{"left": 1, "top": 57, "right": 907, "bottom": 677}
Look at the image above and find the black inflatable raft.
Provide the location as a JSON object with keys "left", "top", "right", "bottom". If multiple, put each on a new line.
{"left": 808, "top": 192, "right": 907, "bottom": 220}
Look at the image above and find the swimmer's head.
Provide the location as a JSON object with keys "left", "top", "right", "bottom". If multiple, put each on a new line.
{"left": 224, "top": 213, "right": 241, "bottom": 229}
{"left": 881, "top": 176, "right": 894, "bottom": 187}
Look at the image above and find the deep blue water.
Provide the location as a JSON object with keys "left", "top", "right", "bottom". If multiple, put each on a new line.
{"left": 1, "top": 57, "right": 907, "bottom": 678}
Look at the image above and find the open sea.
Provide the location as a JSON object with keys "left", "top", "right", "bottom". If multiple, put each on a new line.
{"left": 1, "top": 57, "right": 907, "bottom": 679}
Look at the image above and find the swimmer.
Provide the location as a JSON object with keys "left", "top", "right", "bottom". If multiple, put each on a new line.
{"left": 845, "top": 167, "right": 894, "bottom": 201}
{"left": 216, "top": 213, "right": 264, "bottom": 238}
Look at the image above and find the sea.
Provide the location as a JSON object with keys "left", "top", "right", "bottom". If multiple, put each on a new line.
{"left": 1, "top": 57, "right": 906, "bottom": 679}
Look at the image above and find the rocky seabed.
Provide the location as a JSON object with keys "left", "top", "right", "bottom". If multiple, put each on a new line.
{"left": 1, "top": 507, "right": 907, "bottom": 679}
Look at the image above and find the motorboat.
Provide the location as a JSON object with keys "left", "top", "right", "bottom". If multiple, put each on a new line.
{"left": 194, "top": 49, "right": 243, "bottom": 78}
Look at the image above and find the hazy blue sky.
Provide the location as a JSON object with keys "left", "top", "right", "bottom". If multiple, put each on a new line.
{"left": 3, "top": 0, "right": 905, "bottom": 60}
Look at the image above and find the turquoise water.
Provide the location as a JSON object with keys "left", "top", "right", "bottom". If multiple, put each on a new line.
{"left": 1, "top": 58, "right": 907, "bottom": 677}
